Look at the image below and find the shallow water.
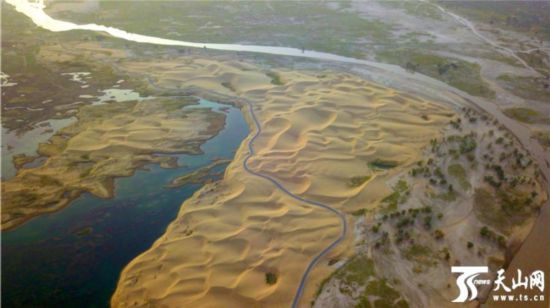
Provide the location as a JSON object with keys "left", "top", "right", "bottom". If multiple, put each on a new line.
{"left": 1, "top": 98, "right": 249, "bottom": 307}
{"left": 92, "top": 88, "right": 149, "bottom": 105}
{"left": 1, "top": 117, "right": 76, "bottom": 180}
{"left": 1, "top": 88, "right": 145, "bottom": 180}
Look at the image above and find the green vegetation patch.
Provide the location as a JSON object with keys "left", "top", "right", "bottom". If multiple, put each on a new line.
{"left": 168, "top": 159, "right": 231, "bottom": 188}
{"left": 480, "top": 225, "right": 507, "bottom": 249}
{"left": 12, "top": 154, "right": 38, "bottom": 169}
{"left": 221, "top": 82, "right": 236, "bottom": 92}
{"left": 474, "top": 187, "right": 537, "bottom": 235}
{"left": 368, "top": 159, "right": 399, "bottom": 170}
{"left": 474, "top": 188, "right": 508, "bottom": 233}
{"left": 9, "top": 191, "right": 39, "bottom": 206}
{"left": 348, "top": 175, "right": 372, "bottom": 187}
{"left": 376, "top": 50, "right": 495, "bottom": 98}
{"left": 497, "top": 74, "right": 550, "bottom": 101}
{"left": 433, "top": 190, "right": 457, "bottom": 202}
{"left": 402, "top": 243, "right": 439, "bottom": 273}
{"left": 448, "top": 164, "right": 470, "bottom": 190}
{"left": 51, "top": 1, "right": 394, "bottom": 59}
{"left": 357, "top": 279, "right": 409, "bottom": 308}
{"left": 160, "top": 97, "right": 199, "bottom": 111}
{"left": 2, "top": 4, "right": 153, "bottom": 131}
{"left": 382, "top": 187, "right": 404, "bottom": 209}
{"left": 379, "top": 1, "right": 443, "bottom": 20}
{"left": 503, "top": 107, "right": 550, "bottom": 125}
{"left": 265, "top": 272, "right": 278, "bottom": 285}
{"left": 441, "top": 1, "right": 550, "bottom": 40}
{"left": 534, "top": 131, "right": 550, "bottom": 149}
{"left": 458, "top": 135, "right": 477, "bottom": 154}
{"left": 381, "top": 180, "right": 409, "bottom": 212}
{"left": 402, "top": 244, "right": 434, "bottom": 265}
{"left": 266, "top": 72, "right": 284, "bottom": 85}
{"left": 334, "top": 255, "right": 376, "bottom": 286}
{"left": 317, "top": 254, "right": 409, "bottom": 308}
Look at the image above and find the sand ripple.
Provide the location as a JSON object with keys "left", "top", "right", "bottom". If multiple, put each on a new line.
{"left": 112, "top": 58, "right": 452, "bottom": 307}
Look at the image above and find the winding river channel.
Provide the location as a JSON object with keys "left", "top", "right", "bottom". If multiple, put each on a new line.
{"left": 5, "top": 0, "right": 550, "bottom": 306}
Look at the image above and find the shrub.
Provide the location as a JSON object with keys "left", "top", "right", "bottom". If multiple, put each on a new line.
{"left": 265, "top": 272, "right": 278, "bottom": 285}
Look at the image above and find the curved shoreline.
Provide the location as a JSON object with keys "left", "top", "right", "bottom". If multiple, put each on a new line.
{"left": 7, "top": 0, "right": 550, "bottom": 306}
{"left": 7, "top": 0, "right": 547, "bottom": 181}
{"left": 242, "top": 102, "right": 347, "bottom": 308}
{"left": 2, "top": 97, "right": 249, "bottom": 308}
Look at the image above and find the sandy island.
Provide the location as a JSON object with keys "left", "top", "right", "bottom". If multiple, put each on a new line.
{"left": 1, "top": 97, "right": 225, "bottom": 230}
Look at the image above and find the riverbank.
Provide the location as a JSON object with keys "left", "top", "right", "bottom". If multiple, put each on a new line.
{"left": 2, "top": 97, "right": 226, "bottom": 230}
{"left": 1, "top": 98, "right": 249, "bottom": 307}
{"left": 5, "top": 1, "right": 550, "bottom": 306}
{"left": 111, "top": 57, "right": 453, "bottom": 307}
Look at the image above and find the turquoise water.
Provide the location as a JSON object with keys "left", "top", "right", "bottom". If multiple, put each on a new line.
{"left": 1, "top": 98, "right": 249, "bottom": 307}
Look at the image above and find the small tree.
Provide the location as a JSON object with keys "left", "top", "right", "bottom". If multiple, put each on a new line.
{"left": 265, "top": 272, "right": 278, "bottom": 285}
{"left": 480, "top": 226, "right": 490, "bottom": 237}
{"left": 434, "top": 229, "right": 444, "bottom": 240}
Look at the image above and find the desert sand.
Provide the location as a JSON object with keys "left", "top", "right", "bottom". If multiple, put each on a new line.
{"left": 1, "top": 97, "right": 225, "bottom": 230}
{"left": 110, "top": 56, "right": 453, "bottom": 307}
{"left": 313, "top": 106, "right": 546, "bottom": 307}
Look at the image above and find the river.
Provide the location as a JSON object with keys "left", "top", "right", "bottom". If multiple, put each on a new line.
{"left": 2, "top": 99, "right": 249, "bottom": 307}
{"left": 4, "top": 0, "right": 550, "bottom": 306}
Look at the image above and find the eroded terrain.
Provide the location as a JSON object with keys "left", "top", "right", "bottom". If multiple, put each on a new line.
{"left": 2, "top": 97, "right": 225, "bottom": 230}
{"left": 2, "top": 1, "right": 550, "bottom": 307}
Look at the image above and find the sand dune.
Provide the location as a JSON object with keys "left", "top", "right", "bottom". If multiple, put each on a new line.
{"left": 1, "top": 98, "right": 225, "bottom": 230}
{"left": 109, "top": 55, "right": 453, "bottom": 307}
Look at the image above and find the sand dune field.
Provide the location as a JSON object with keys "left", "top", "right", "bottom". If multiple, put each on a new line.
{"left": 110, "top": 56, "right": 454, "bottom": 307}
